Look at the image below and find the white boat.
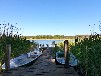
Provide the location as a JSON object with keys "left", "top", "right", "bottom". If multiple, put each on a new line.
{"left": 2, "top": 49, "right": 42, "bottom": 69}
{"left": 55, "top": 52, "right": 78, "bottom": 66}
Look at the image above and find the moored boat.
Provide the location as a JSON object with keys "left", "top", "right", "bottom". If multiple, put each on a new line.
{"left": 55, "top": 51, "right": 78, "bottom": 67}
{"left": 2, "top": 49, "right": 42, "bottom": 69}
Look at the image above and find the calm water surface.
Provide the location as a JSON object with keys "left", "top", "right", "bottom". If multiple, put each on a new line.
{"left": 29, "top": 39, "right": 75, "bottom": 47}
{"left": 34, "top": 40, "right": 64, "bottom": 47}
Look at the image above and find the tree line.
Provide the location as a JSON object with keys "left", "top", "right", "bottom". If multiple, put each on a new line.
{"left": 22, "top": 35, "right": 90, "bottom": 39}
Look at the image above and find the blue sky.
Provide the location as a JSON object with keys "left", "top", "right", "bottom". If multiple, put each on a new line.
{"left": 0, "top": 0, "right": 101, "bottom": 36}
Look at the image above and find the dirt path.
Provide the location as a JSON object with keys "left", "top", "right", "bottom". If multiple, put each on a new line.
{"left": 0, "top": 47, "right": 78, "bottom": 76}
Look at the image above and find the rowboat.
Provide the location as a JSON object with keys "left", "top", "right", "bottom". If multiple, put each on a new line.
{"left": 2, "top": 49, "right": 42, "bottom": 69}
{"left": 55, "top": 51, "right": 78, "bottom": 67}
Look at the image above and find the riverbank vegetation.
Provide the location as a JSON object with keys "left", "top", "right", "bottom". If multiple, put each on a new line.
{"left": 70, "top": 22, "right": 101, "bottom": 76}
{"left": 52, "top": 22, "right": 101, "bottom": 76}
{"left": 70, "top": 34, "right": 101, "bottom": 76}
{"left": 52, "top": 34, "right": 101, "bottom": 75}
{"left": 0, "top": 22, "right": 37, "bottom": 65}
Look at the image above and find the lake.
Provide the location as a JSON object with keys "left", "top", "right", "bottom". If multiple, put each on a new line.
{"left": 29, "top": 39, "right": 75, "bottom": 47}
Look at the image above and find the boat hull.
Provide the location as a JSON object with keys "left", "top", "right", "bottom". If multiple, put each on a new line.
{"left": 2, "top": 49, "right": 42, "bottom": 70}
{"left": 55, "top": 52, "right": 78, "bottom": 67}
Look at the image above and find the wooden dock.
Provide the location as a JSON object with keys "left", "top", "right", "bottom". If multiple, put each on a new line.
{"left": 0, "top": 47, "right": 78, "bottom": 76}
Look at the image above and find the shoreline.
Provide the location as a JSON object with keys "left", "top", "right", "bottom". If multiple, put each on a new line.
{"left": 26, "top": 39, "right": 75, "bottom": 40}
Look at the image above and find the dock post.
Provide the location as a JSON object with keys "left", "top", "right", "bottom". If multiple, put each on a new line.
{"left": 0, "top": 61, "right": 1, "bottom": 73}
{"left": 5, "top": 44, "right": 11, "bottom": 71}
{"left": 64, "top": 40, "right": 69, "bottom": 68}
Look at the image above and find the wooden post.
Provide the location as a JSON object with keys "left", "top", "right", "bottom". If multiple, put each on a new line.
{"left": 0, "top": 61, "right": 1, "bottom": 73}
{"left": 5, "top": 44, "right": 11, "bottom": 71}
{"left": 64, "top": 40, "right": 69, "bottom": 68}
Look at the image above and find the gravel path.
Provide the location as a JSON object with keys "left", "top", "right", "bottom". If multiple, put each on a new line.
{"left": 0, "top": 47, "right": 78, "bottom": 76}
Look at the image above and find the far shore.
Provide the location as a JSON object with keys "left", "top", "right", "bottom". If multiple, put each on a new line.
{"left": 26, "top": 38, "right": 75, "bottom": 40}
